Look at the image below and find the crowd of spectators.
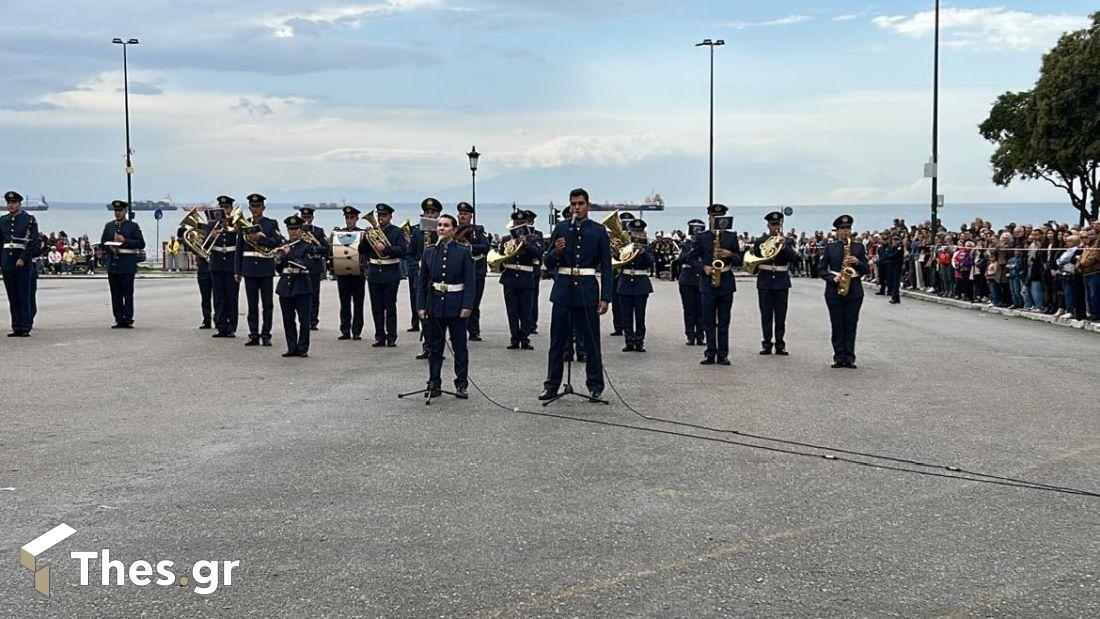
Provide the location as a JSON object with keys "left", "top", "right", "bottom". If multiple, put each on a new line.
{"left": 32, "top": 231, "right": 98, "bottom": 274}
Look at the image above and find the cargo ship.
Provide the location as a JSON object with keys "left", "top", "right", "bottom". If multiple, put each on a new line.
{"left": 590, "top": 192, "right": 665, "bottom": 212}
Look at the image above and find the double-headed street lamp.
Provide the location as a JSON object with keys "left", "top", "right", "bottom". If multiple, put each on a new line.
{"left": 695, "top": 38, "right": 724, "bottom": 209}
{"left": 467, "top": 146, "right": 480, "bottom": 224}
{"left": 112, "top": 37, "right": 139, "bottom": 220}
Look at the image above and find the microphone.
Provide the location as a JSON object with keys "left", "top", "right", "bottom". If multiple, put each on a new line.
{"left": 570, "top": 210, "right": 578, "bottom": 228}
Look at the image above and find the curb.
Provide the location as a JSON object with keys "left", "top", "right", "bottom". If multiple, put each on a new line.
{"left": 895, "top": 287, "right": 1100, "bottom": 334}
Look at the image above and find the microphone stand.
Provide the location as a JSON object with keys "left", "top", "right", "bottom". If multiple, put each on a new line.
{"left": 543, "top": 213, "right": 608, "bottom": 406}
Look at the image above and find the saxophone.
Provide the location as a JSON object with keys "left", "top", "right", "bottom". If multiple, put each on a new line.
{"left": 710, "top": 230, "right": 724, "bottom": 288}
{"left": 837, "top": 238, "right": 858, "bottom": 297}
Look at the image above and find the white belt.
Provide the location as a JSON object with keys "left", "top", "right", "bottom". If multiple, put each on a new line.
{"left": 757, "top": 264, "right": 788, "bottom": 272}
{"left": 3, "top": 242, "right": 27, "bottom": 249}
{"left": 210, "top": 246, "right": 236, "bottom": 253}
{"left": 503, "top": 264, "right": 534, "bottom": 272}
{"left": 621, "top": 269, "right": 649, "bottom": 276}
{"left": 242, "top": 251, "right": 273, "bottom": 259}
{"left": 432, "top": 282, "right": 465, "bottom": 292}
{"left": 370, "top": 258, "right": 400, "bottom": 265}
{"left": 472, "top": 255, "right": 485, "bottom": 261}
{"left": 557, "top": 267, "right": 597, "bottom": 277}
{"left": 282, "top": 267, "right": 307, "bottom": 275}
{"left": 114, "top": 248, "right": 139, "bottom": 254}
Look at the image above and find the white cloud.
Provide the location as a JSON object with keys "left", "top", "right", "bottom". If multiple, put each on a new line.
{"left": 725, "top": 15, "right": 812, "bottom": 30}
{"left": 264, "top": 0, "right": 441, "bottom": 37}
{"left": 832, "top": 14, "right": 860, "bottom": 22}
{"left": 872, "top": 7, "right": 1089, "bottom": 52}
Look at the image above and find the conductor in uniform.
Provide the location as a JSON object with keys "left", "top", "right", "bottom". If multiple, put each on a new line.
{"left": 540, "top": 188, "right": 613, "bottom": 401}
{"left": 818, "top": 214, "right": 869, "bottom": 368}
{"left": 616, "top": 218, "right": 656, "bottom": 352}
{"left": 101, "top": 199, "right": 146, "bottom": 328}
{"left": 236, "top": 193, "right": 282, "bottom": 346}
{"left": 297, "top": 206, "right": 328, "bottom": 330}
{"left": 334, "top": 205, "right": 368, "bottom": 340}
{"left": 677, "top": 219, "right": 706, "bottom": 346}
{"left": 417, "top": 213, "right": 476, "bottom": 398}
{"left": 752, "top": 211, "right": 799, "bottom": 355}
{"left": 499, "top": 210, "right": 544, "bottom": 350}
{"left": 456, "top": 201, "right": 489, "bottom": 341}
{"left": 1, "top": 191, "right": 40, "bottom": 337}
{"left": 366, "top": 203, "right": 408, "bottom": 347}
{"left": 274, "top": 215, "right": 314, "bottom": 357}
{"left": 689, "top": 204, "right": 743, "bottom": 366}
{"left": 208, "top": 196, "right": 240, "bottom": 338}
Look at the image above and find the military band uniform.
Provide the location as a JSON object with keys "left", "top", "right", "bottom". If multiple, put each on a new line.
{"left": 417, "top": 237, "right": 476, "bottom": 393}
{"left": 610, "top": 212, "right": 634, "bottom": 336}
{"left": 405, "top": 221, "right": 425, "bottom": 332}
{"left": 542, "top": 216, "right": 613, "bottom": 396}
{"left": 677, "top": 220, "right": 706, "bottom": 345}
{"left": 100, "top": 202, "right": 146, "bottom": 327}
{"left": 878, "top": 238, "right": 903, "bottom": 303}
{"left": 462, "top": 220, "right": 490, "bottom": 340}
{"left": 1, "top": 191, "right": 40, "bottom": 336}
{"left": 525, "top": 212, "right": 543, "bottom": 335}
{"left": 752, "top": 214, "right": 799, "bottom": 355}
{"left": 616, "top": 241, "right": 655, "bottom": 351}
{"left": 818, "top": 215, "right": 869, "bottom": 368}
{"left": 302, "top": 222, "right": 328, "bottom": 330}
{"left": 178, "top": 221, "right": 213, "bottom": 328}
{"left": 366, "top": 205, "right": 408, "bottom": 346}
{"left": 689, "top": 208, "right": 743, "bottom": 364}
{"left": 333, "top": 220, "right": 368, "bottom": 340}
{"left": 235, "top": 210, "right": 282, "bottom": 345}
{"left": 275, "top": 231, "right": 314, "bottom": 356}
{"left": 207, "top": 197, "right": 240, "bottom": 337}
{"left": 500, "top": 218, "right": 545, "bottom": 349}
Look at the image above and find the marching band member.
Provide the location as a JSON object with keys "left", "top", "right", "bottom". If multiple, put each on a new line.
{"left": 178, "top": 210, "right": 213, "bottom": 329}
{"left": 100, "top": 199, "right": 146, "bottom": 329}
{"left": 334, "top": 205, "right": 368, "bottom": 341}
{"left": 456, "top": 201, "right": 489, "bottom": 342}
{"left": 819, "top": 214, "right": 869, "bottom": 368}
{"left": 296, "top": 206, "right": 328, "bottom": 331}
{"left": 275, "top": 215, "right": 314, "bottom": 357}
{"left": 677, "top": 219, "right": 706, "bottom": 346}
{"left": 610, "top": 211, "right": 635, "bottom": 337}
{"left": 366, "top": 203, "right": 408, "bottom": 347}
{"left": 236, "top": 193, "right": 282, "bottom": 347}
{"left": 523, "top": 209, "right": 543, "bottom": 335}
{"left": 540, "top": 188, "right": 613, "bottom": 402}
{"left": 208, "top": 196, "right": 240, "bottom": 338}
{"left": 617, "top": 218, "right": 656, "bottom": 352}
{"left": 689, "top": 204, "right": 743, "bottom": 366}
{"left": 414, "top": 198, "right": 442, "bottom": 359}
{"left": 752, "top": 211, "right": 799, "bottom": 355}
{"left": 1, "top": 191, "right": 40, "bottom": 337}
{"left": 499, "top": 211, "right": 544, "bottom": 350}
{"left": 416, "top": 213, "right": 476, "bottom": 398}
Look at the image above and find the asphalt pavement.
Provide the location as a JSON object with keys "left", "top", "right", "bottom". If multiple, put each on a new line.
{"left": 1, "top": 276, "right": 1097, "bottom": 617}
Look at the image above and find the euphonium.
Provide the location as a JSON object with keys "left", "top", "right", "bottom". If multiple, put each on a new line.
{"left": 710, "top": 230, "right": 724, "bottom": 288}
{"left": 242, "top": 216, "right": 282, "bottom": 258}
{"left": 178, "top": 209, "right": 210, "bottom": 261}
{"left": 837, "top": 237, "right": 858, "bottom": 297}
{"left": 600, "top": 211, "right": 630, "bottom": 253}
{"left": 362, "top": 211, "right": 390, "bottom": 258}
{"left": 743, "top": 232, "right": 785, "bottom": 275}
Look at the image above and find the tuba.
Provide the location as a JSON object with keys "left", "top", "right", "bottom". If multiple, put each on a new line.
{"left": 600, "top": 211, "right": 631, "bottom": 253}
{"left": 837, "top": 238, "right": 858, "bottom": 297}
{"left": 178, "top": 209, "right": 210, "bottom": 261}
{"left": 743, "top": 232, "right": 785, "bottom": 275}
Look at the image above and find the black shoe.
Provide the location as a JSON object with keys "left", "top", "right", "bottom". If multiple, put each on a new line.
{"left": 245, "top": 337, "right": 260, "bottom": 346}
{"left": 589, "top": 390, "right": 603, "bottom": 402}
{"left": 415, "top": 351, "right": 430, "bottom": 360}
{"left": 212, "top": 332, "right": 227, "bottom": 338}
{"left": 717, "top": 357, "right": 731, "bottom": 366}
{"left": 846, "top": 362, "right": 858, "bottom": 369}
{"left": 562, "top": 355, "right": 574, "bottom": 362}
{"left": 520, "top": 342, "right": 534, "bottom": 350}
{"left": 386, "top": 341, "right": 396, "bottom": 348}
{"left": 428, "top": 387, "right": 443, "bottom": 398}
{"left": 371, "top": 341, "right": 386, "bottom": 347}
{"left": 686, "top": 339, "right": 696, "bottom": 346}
{"left": 538, "top": 388, "right": 559, "bottom": 401}
{"left": 309, "top": 326, "right": 319, "bottom": 331}
{"left": 110, "top": 323, "right": 123, "bottom": 329}
{"left": 506, "top": 342, "right": 520, "bottom": 350}
{"left": 224, "top": 333, "right": 236, "bottom": 339}
{"left": 468, "top": 334, "right": 482, "bottom": 342}
{"left": 700, "top": 357, "right": 716, "bottom": 365}
{"left": 759, "top": 348, "right": 772, "bottom": 355}
{"left": 455, "top": 387, "right": 469, "bottom": 399}
{"left": 875, "top": 291, "right": 886, "bottom": 296}
{"left": 889, "top": 299, "right": 900, "bottom": 304}
{"left": 775, "top": 348, "right": 789, "bottom": 356}
{"left": 262, "top": 338, "right": 272, "bottom": 347}
{"left": 831, "top": 361, "right": 845, "bottom": 369}
{"left": 298, "top": 352, "right": 309, "bottom": 358}
{"left": 635, "top": 345, "right": 646, "bottom": 353}
{"left": 529, "top": 328, "right": 539, "bottom": 335}
{"left": 576, "top": 355, "right": 586, "bottom": 363}
{"left": 694, "top": 340, "right": 707, "bottom": 346}
{"left": 352, "top": 335, "right": 362, "bottom": 341}
{"left": 610, "top": 330, "right": 623, "bottom": 336}
{"left": 282, "top": 351, "right": 298, "bottom": 358}
{"left": 338, "top": 334, "right": 351, "bottom": 340}
{"left": 198, "top": 322, "right": 212, "bottom": 330}
{"left": 7, "top": 331, "right": 27, "bottom": 337}
{"left": 622, "top": 344, "right": 635, "bottom": 352}
{"left": 407, "top": 326, "right": 420, "bottom": 332}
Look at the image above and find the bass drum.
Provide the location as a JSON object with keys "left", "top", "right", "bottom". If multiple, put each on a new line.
{"left": 330, "top": 230, "right": 365, "bottom": 276}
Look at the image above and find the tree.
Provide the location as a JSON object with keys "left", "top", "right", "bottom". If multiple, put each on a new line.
{"left": 979, "top": 12, "right": 1100, "bottom": 224}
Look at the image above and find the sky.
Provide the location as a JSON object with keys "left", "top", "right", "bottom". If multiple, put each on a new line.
{"left": 0, "top": 1, "right": 1095, "bottom": 207}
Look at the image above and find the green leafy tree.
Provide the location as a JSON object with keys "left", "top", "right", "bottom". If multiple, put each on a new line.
{"left": 980, "top": 12, "right": 1100, "bottom": 223}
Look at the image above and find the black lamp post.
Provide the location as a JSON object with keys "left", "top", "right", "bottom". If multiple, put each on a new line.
{"left": 929, "top": 1, "right": 941, "bottom": 241}
{"left": 467, "top": 146, "right": 480, "bottom": 224}
{"left": 112, "top": 37, "right": 139, "bottom": 220}
{"left": 695, "top": 38, "right": 724, "bottom": 209}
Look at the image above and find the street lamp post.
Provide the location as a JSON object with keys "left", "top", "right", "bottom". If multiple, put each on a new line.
{"left": 112, "top": 37, "right": 139, "bottom": 220}
{"left": 930, "top": 1, "right": 940, "bottom": 239}
{"left": 695, "top": 38, "right": 724, "bottom": 209}
{"left": 467, "top": 146, "right": 480, "bottom": 224}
